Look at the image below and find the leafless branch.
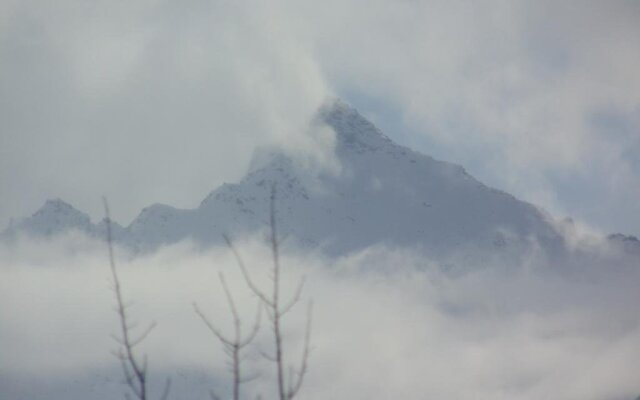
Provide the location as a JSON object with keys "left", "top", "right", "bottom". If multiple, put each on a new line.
{"left": 228, "top": 185, "right": 312, "bottom": 400}
{"left": 280, "top": 277, "right": 305, "bottom": 316}
{"left": 193, "top": 303, "right": 235, "bottom": 346}
{"left": 195, "top": 271, "right": 262, "bottom": 400}
{"left": 103, "top": 197, "right": 170, "bottom": 400}
{"left": 223, "top": 234, "right": 274, "bottom": 308}
{"left": 286, "top": 301, "right": 312, "bottom": 399}
{"left": 259, "top": 349, "right": 277, "bottom": 363}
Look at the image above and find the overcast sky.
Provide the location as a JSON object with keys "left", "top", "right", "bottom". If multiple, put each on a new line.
{"left": 1, "top": 0, "right": 639, "bottom": 236}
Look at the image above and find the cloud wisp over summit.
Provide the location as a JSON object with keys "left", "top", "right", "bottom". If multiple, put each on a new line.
{"left": 2, "top": 3, "right": 639, "bottom": 399}
{"left": 1, "top": 1, "right": 639, "bottom": 235}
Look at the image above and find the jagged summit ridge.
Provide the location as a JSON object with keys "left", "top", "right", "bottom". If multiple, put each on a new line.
{"left": 4, "top": 198, "right": 93, "bottom": 237}
{"left": 36, "top": 198, "right": 87, "bottom": 218}
{"left": 3, "top": 100, "right": 616, "bottom": 264}
{"left": 1, "top": 197, "right": 130, "bottom": 241}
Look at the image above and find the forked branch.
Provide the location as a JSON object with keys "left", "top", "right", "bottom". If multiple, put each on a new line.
{"left": 194, "top": 271, "right": 262, "bottom": 400}
{"left": 226, "top": 185, "right": 312, "bottom": 400}
{"left": 103, "top": 197, "right": 170, "bottom": 400}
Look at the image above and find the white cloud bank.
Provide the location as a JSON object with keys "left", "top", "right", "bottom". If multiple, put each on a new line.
{"left": 1, "top": 234, "right": 639, "bottom": 400}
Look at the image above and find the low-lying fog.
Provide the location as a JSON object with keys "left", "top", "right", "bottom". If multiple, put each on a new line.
{"left": 1, "top": 232, "right": 639, "bottom": 400}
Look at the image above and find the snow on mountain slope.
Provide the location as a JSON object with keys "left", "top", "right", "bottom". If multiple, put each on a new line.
{"left": 1, "top": 198, "right": 128, "bottom": 243}
{"left": 2, "top": 100, "right": 623, "bottom": 265}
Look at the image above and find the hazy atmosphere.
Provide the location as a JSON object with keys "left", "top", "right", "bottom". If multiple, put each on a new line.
{"left": 3, "top": 234, "right": 640, "bottom": 399}
{"left": 2, "top": 1, "right": 640, "bottom": 400}
{"left": 1, "top": 0, "right": 639, "bottom": 236}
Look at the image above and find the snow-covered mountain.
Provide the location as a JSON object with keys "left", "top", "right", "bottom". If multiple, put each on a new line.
{"left": 1, "top": 198, "right": 128, "bottom": 242}
{"left": 3, "top": 100, "right": 635, "bottom": 265}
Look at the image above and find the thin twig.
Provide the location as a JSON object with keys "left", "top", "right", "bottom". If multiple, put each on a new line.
{"left": 104, "top": 197, "right": 169, "bottom": 400}
{"left": 223, "top": 234, "right": 274, "bottom": 308}
{"left": 287, "top": 301, "right": 313, "bottom": 399}
{"left": 195, "top": 272, "right": 262, "bottom": 400}
{"left": 229, "top": 185, "right": 312, "bottom": 400}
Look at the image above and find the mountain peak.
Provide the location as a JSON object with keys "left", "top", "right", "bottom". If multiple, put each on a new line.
{"left": 38, "top": 197, "right": 72, "bottom": 208}
{"left": 0, "top": 198, "right": 94, "bottom": 238}
{"left": 0, "top": 102, "right": 590, "bottom": 264}
{"left": 319, "top": 99, "right": 393, "bottom": 153}
{"left": 34, "top": 198, "right": 87, "bottom": 219}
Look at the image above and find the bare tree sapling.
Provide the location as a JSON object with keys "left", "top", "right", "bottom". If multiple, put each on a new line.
{"left": 223, "top": 186, "right": 312, "bottom": 400}
{"left": 193, "top": 271, "right": 262, "bottom": 400}
{"left": 104, "top": 198, "right": 170, "bottom": 400}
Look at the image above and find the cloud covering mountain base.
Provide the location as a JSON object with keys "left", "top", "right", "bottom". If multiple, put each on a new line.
{"left": 2, "top": 234, "right": 639, "bottom": 400}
